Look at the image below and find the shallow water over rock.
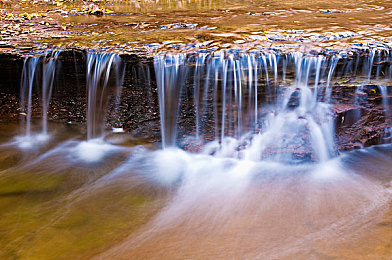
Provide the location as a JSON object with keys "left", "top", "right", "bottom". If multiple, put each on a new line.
{"left": 2, "top": 0, "right": 392, "bottom": 54}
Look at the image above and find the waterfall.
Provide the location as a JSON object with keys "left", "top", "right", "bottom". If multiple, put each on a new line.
{"left": 378, "top": 85, "right": 391, "bottom": 138}
{"left": 14, "top": 48, "right": 392, "bottom": 160}
{"left": 325, "top": 55, "right": 340, "bottom": 100}
{"left": 378, "top": 85, "right": 389, "bottom": 119}
{"left": 42, "top": 51, "right": 61, "bottom": 135}
{"left": 86, "top": 52, "right": 122, "bottom": 140}
{"left": 20, "top": 56, "right": 40, "bottom": 138}
{"left": 153, "top": 51, "right": 347, "bottom": 162}
{"left": 19, "top": 51, "right": 61, "bottom": 140}
{"left": 154, "top": 53, "right": 188, "bottom": 148}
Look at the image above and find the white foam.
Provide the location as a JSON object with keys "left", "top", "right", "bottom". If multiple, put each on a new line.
{"left": 14, "top": 133, "right": 51, "bottom": 149}
{"left": 152, "top": 148, "right": 189, "bottom": 185}
{"left": 72, "top": 139, "right": 118, "bottom": 163}
{"left": 310, "top": 158, "right": 346, "bottom": 180}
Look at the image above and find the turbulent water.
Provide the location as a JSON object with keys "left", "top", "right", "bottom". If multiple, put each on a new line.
{"left": 1, "top": 49, "right": 392, "bottom": 258}
{"left": 154, "top": 50, "right": 392, "bottom": 162}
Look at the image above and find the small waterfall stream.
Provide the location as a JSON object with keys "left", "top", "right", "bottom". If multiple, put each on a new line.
{"left": 2, "top": 48, "right": 392, "bottom": 259}
{"left": 86, "top": 51, "right": 123, "bottom": 140}
{"left": 20, "top": 56, "right": 40, "bottom": 139}
{"left": 14, "top": 49, "right": 392, "bottom": 161}
{"left": 154, "top": 54, "right": 188, "bottom": 148}
{"left": 153, "top": 50, "right": 392, "bottom": 162}
{"left": 42, "top": 51, "right": 61, "bottom": 136}
{"left": 18, "top": 50, "right": 61, "bottom": 147}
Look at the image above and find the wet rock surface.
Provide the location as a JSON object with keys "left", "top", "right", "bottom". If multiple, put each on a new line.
{"left": 335, "top": 103, "right": 390, "bottom": 150}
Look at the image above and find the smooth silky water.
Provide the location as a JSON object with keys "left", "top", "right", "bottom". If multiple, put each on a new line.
{"left": 0, "top": 50, "right": 392, "bottom": 259}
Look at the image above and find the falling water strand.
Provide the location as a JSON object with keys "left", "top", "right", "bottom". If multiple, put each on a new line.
{"left": 314, "top": 56, "right": 324, "bottom": 101}
{"left": 221, "top": 55, "right": 228, "bottom": 141}
{"left": 20, "top": 57, "right": 40, "bottom": 137}
{"left": 367, "top": 50, "right": 376, "bottom": 81}
{"left": 193, "top": 54, "right": 207, "bottom": 140}
{"left": 42, "top": 50, "right": 61, "bottom": 135}
{"left": 86, "top": 52, "right": 121, "bottom": 140}
{"left": 325, "top": 55, "right": 340, "bottom": 100}
{"left": 154, "top": 54, "right": 188, "bottom": 148}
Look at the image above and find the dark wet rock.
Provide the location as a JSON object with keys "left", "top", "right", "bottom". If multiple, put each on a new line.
{"left": 334, "top": 103, "right": 362, "bottom": 128}
{"left": 336, "top": 103, "right": 389, "bottom": 150}
{"left": 287, "top": 90, "right": 300, "bottom": 108}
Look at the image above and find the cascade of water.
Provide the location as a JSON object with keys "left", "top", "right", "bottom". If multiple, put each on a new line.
{"left": 314, "top": 55, "right": 325, "bottom": 101}
{"left": 270, "top": 53, "right": 279, "bottom": 88}
{"left": 193, "top": 54, "right": 208, "bottom": 139}
{"left": 220, "top": 54, "right": 228, "bottom": 141}
{"left": 260, "top": 54, "right": 270, "bottom": 99}
{"left": 354, "top": 53, "right": 360, "bottom": 76}
{"left": 42, "top": 50, "right": 61, "bottom": 136}
{"left": 378, "top": 85, "right": 391, "bottom": 138}
{"left": 253, "top": 55, "right": 259, "bottom": 126}
{"left": 325, "top": 55, "right": 340, "bottom": 100}
{"left": 152, "top": 48, "right": 392, "bottom": 163}
{"left": 378, "top": 85, "right": 389, "bottom": 118}
{"left": 113, "top": 57, "right": 126, "bottom": 131}
{"left": 20, "top": 57, "right": 40, "bottom": 137}
{"left": 245, "top": 54, "right": 253, "bottom": 129}
{"left": 154, "top": 51, "right": 343, "bottom": 162}
{"left": 353, "top": 49, "right": 380, "bottom": 121}
{"left": 86, "top": 52, "right": 122, "bottom": 140}
{"left": 233, "top": 58, "right": 242, "bottom": 137}
{"left": 17, "top": 51, "right": 61, "bottom": 148}
{"left": 200, "top": 55, "right": 213, "bottom": 138}
{"left": 241, "top": 52, "right": 333, "bottom": 162}
{"left": 154, "top": 53, "right": 188, "bottom": 148}
{"left": 366, "top": 49, "right": 376, "bottom": 81}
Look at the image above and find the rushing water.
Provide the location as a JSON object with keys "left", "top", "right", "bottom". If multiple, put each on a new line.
{"left": 86, "top": 51, "right": 124, "bottom": 140}
{"left": 154, "top": 50, "right": 391, "bottom": 162}
{"left": 18, "top": 51, "right": 61, "bottom": 148}
{"left": 1, "top": 49, "right": 392, "bottom": 258}
{"left": 41, "top": 51, "right": 61, "bottom": 136}
{"left": 20, "top": 56, "right": 39, "bottom": 139}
